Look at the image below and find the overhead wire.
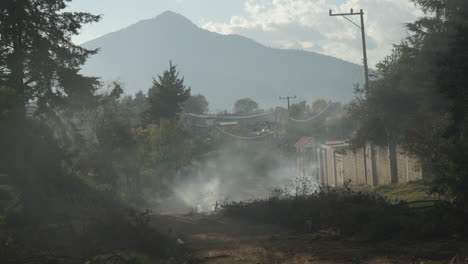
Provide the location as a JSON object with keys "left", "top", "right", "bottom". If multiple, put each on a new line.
{"left": 185, "top": 102, "right": 331, "bottom": 139}
{"left": 221, "top": 111, "right": 274, "bottom": 119}
{"left": 215, "top": 126, "right": 275, "bottom": 140}
{"left": 289, "top": 102, "right": 332, "bottom": 122}
{"left": 183, "top": 111, "right": 274, "bottom": 120}
{"left": 183, "top": 113, "right": 216, "bottom": 118}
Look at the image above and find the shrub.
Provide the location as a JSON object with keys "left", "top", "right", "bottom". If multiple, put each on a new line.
{"left": 219, "top": 185, "right": 456, "bottom": 241}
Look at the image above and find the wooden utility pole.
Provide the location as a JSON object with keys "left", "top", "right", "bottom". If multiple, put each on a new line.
{"left": 279, "top": 96, "right": 296, "bottom": 114}
{"left": 329, "top": 8, "right": 376, "bottom": 185}
{"left": 329, "top": 8, "right": 370, "bottom": 95}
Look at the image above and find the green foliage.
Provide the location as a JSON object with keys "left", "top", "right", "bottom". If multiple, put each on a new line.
{"left": 233, "top": 98, "right": 258, "bottom": 115}
{"left": 348, "top": 0, "right": 468, "bottom": 227}
{"left": 289, "top": 100, "right": 309, "bottom": 119}
{"left": 0, "top": 124, "right": 187, "bottom": 262}
{"left": 146, "top": 62, "right": 191, "bottom": 123}
{"left": 134, "top": 121, "right": 193, "bottom": 169}
{"left": 220, "top": 186, "right": 456, "bottom": 241}
{"left": 288, "top": 99, "right": 356, "bottom": 140}
{"left": 133, "top": 120, "right": 193, "bottom": 196}
{"left": 0, "top": 86, "right": 16, "bottom": 119}
{"left": 183, "top": 94, "right": 209, "bottom": 114}
{"left": 120, "top": 90, "right": 150, "bottom": 127}
{"left": 0, "top": 0, "right": 101, "bottom": 114}
{"left": 0, "top": 1, "right": 197, "bottom": 263}
{"left": 0, "top": 184, "right": 20, "bottom": 224}
{"left": 373, "top": 181, "right": 434, "bottom": 203}
{"left": 67, "top": 82, "right": 139, "bottom": 189}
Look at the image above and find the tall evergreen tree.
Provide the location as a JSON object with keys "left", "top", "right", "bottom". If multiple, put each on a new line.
{"left": 0, "top": 0, "right": 101, "bottom": 116}
{"left": 349, "top": 0, "right": 468, "bottom": 228}
{"left": 146, "top": 62, "right": 191, "bottom": 123}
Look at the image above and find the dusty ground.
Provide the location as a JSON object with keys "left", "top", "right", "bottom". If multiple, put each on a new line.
{"left": 154, "top": 212, "right": 468, "bottom": 264}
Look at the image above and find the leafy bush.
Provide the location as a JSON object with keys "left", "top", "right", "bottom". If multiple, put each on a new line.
{"left": 219, "top": 185, "right": 456, "bottom": 241}
{"left": 0, "top": 185, "right": 20, "bottom": 224}
{"left": 0, "top": 165, "right": 189, "bottom": 263}
{"left": 374, "top": 180, "right": 434, "bottom": 203}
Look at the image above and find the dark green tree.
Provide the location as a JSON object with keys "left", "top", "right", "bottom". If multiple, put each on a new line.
{"left": 183, "top": 94, "right": 209, "bottom": 114}
{"left": 349, "top": 0, "right": 468, "bottom": 232}
{"left": 146, "top": 62, "right": 191, "bottom": 123}
{"left": 311, "top": 99, "right": 328, "bottom": 114}
{"left": 233, "top": 98, "right": 258, "bottom": 115}
{"left": 0, "top": 0, "right": 101, "bottom": 116}
{"left": 290, "top": 101, "right": 310, "bottom": 119}
{"left": 133, "top": 90, "right": 150, "bottom": 116}
{"left": 0, "top": 86, "right": 16, "bottom": 119}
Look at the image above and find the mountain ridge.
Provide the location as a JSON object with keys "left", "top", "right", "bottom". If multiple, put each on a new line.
{"left": 81, "top": 11, "right": 364, "bottom": 110}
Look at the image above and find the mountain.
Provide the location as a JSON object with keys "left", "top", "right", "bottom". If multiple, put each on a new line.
{"left": 81, "top": 11, "right": 364, "bottom": 111}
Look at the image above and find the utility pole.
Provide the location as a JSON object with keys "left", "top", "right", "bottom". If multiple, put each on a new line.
{"left": 329, "top": 8, "right": 376, "bottom": 186}
{"left": 329, "top": 8, "right": 370, "bottom": 95}
{"left": 279, "top": 96, "right": 296, "bottom": 114}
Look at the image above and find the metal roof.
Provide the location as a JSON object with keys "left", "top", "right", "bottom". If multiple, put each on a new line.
{"left": 294, "top": 136, "right": 315, "bottom": 149}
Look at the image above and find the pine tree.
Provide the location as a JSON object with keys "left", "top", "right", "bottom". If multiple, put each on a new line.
{"left": 349, "top": 0, "right": 468, "bottom": 227}
{"left": 146, "top": 62, "right": 191, "bottom": 123}
{"left": 0, "top": 0, "right": 101, "bottom": 116}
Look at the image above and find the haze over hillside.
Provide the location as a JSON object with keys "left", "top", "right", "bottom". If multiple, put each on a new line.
{"left": 81, "top": 11, "right": 365, "bottom": 110}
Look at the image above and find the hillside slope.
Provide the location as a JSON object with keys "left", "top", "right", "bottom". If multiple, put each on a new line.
{"left": 81, "top": 11, "right": 364, "bottom": 110}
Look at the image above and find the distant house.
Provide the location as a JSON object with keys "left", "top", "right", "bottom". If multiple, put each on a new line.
{"left": 294, "top": 137, "right": 317, "bottom": 179}
{"left": 317, "top": 141, "right": 423, "bottom": 187}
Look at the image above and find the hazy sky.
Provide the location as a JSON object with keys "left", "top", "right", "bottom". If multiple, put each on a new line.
{"left": 68, "top": 0, "right": 422, "bottom": 66}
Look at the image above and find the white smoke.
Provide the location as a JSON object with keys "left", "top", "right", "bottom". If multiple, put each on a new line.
{"left": 158, "top": 142, "right": 318, "bottom": 212}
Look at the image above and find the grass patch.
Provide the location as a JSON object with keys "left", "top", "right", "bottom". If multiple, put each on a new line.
{"left": 374, "top": 181, "right": 434, "bottom": 203}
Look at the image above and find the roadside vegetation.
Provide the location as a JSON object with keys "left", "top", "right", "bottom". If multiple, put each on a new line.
{"left": 0, "top": 1, "right": 201, "bottom": 263}
{"left": 219, "top": 183, "right": 456, "bottom": 241}
{"left": 373, "top": 181, "right": 435, "bottom": 203}
{"left": 348, "top": 0, "right": 468, "bottom": 237}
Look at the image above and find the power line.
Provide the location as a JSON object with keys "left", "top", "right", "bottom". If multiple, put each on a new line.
{"left": 183, "top": 111, "right": 274, "bottom": 120}
{"left": 221, "top": 112, "right": 274, "bottom": 119}
{"left": 289, "top": 102, "right": 332, "bottom": 122}
{"left": 215, "top": 126, "right": 275, "bottom": 140}
{"left": 185, "top": 103, "right": 331, "bottom": 124}
{"left": 183, "top": 113, "right": 216, "bottom": 118}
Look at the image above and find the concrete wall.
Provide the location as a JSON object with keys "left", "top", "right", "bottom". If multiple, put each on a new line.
{"left": 317, "top": 142, "right": 423, "bottom": 187}
{"left": 341, "top": 150, "right": 357, "bottom": 184}
{"left": 354, "top": 148, "right": 368, "bottom": 185}
{"left": 396, "top": 146, "right": 423, "bottom": 183}
{"left": 318, "top": 148, "right": 328, "bottom": 186}
{"left": 374, "top": 145, "right": 392, "bottom": 185}
{"left": 365, "top": 144, "right": 376, "bottom": 186}
{"left": 326, "top": 148, "right": 336, "bottom": 187}
{"left": 334, "top": 151, "right": 344, "bottom": 186}
{"left": 340, "top": 148, "right": 367, "bottom": 185}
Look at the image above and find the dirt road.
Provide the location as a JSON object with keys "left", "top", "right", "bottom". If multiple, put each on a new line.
{"left": 155, "top": 212, "right": 466, "bottom": 264}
